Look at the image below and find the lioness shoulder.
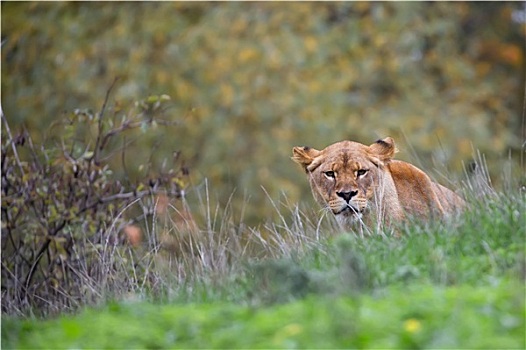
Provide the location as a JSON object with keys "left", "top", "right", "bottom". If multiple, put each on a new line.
{"left": 292, "top": 137, "right": 465, "bottom": 231}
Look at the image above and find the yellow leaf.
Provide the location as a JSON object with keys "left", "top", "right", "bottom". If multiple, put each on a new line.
{"left": 220, "top": 84, "right": 235, "bottom": 107}
{"left": 238, "top": 48, "right": 258, "bottom": 63}
{"left": 304, "top": 36, "right": 317, "bottom": 53}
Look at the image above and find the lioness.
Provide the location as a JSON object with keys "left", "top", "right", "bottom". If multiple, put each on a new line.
{"left": 292, "top": 137, "right": 465, "bottom": 232}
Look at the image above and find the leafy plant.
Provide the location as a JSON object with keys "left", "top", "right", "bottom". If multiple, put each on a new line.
{"left": 1, "top": 82, "right": 188, "bottom": 316}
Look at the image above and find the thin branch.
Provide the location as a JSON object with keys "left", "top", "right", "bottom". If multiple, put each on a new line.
{"left": 22, "top": 237, "right": 51, "bottom": 301}
{"left": 94, "top": 77, "right": 120, "bottom": 163}
{"left": 1, "top": 112, "right": 24, "bottom": 174}
{"left": 24, "top": 126, "right": 43, "bottom": 172}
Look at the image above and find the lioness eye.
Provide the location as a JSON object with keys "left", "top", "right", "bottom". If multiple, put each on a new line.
{"left": 324, "top": 171, "right": 336, "bottom": 179}
{"left": 356, "top": 169, "right": 368, "bottom": 177}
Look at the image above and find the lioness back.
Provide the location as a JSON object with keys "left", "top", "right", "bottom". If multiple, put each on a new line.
{"left": 387, "top": 160, "right": 465, "bottom": 219}
{"left": 292, "top": 137, "right": 465, "bottom": 232}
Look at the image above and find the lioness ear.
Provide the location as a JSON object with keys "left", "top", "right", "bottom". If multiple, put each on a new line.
{"left": 369, "top": 137, "right": 397, "bottom": 162}
{"left": 292, "top": 146, "right": 321, "bottom": 173}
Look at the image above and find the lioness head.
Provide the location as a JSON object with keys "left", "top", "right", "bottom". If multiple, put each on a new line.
{"left": 292, "top": 137, "right": 397, "bottom": 228}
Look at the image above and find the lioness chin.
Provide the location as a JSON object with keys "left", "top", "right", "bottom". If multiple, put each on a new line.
{"left": 292, "top": 137, "right": 465, "bottom": 233}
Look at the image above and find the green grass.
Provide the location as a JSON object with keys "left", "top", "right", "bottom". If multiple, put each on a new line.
{"left": 2, "top": 192, "right": 525, "bottom": 348}
{"left": 2, "top": 282, "right": 523, "bottom": 349}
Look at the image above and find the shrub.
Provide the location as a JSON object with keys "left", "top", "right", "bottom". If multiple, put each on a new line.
{"left": 1, "top": 83, "right": 189, "bottom": 316}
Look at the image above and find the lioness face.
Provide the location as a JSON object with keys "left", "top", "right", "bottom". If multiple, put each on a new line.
{"left": 292, "top": 138, "right": 396, "bottom": 227}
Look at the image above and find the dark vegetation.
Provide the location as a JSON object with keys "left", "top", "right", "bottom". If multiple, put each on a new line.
{"left": 1, "top": 86, "right": 189, "bottom": 316}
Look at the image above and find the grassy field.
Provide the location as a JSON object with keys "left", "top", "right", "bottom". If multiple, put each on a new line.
{"left": 2, "top": 189, "right": 525, "bottom": 348}
{"left": 3, "top": 282, "right": 523, "bottom": 349}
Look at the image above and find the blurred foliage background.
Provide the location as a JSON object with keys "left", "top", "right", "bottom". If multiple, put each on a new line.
{"left": 2, "top": 2, "right": 525, "bottom": 224}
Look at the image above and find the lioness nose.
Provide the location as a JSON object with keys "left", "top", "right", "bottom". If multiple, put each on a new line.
{"left": 336, "top": 190, "right": 358, "bottom": 203}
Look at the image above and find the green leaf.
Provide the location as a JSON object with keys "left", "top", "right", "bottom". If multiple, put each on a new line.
{"left": 82, "top": 151, "right": 94, "bottom": 159}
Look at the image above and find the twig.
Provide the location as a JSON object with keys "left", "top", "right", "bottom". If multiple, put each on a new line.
{"left": 1, "top": 111, "right": 24, "bottom": 174}
{"left": 94, "top": 77, "right": 120, "bottom": 163}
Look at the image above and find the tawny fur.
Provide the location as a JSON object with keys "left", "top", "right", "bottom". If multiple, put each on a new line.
{"left": 292, "top": 137, "right": 465, "bottom": 232}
